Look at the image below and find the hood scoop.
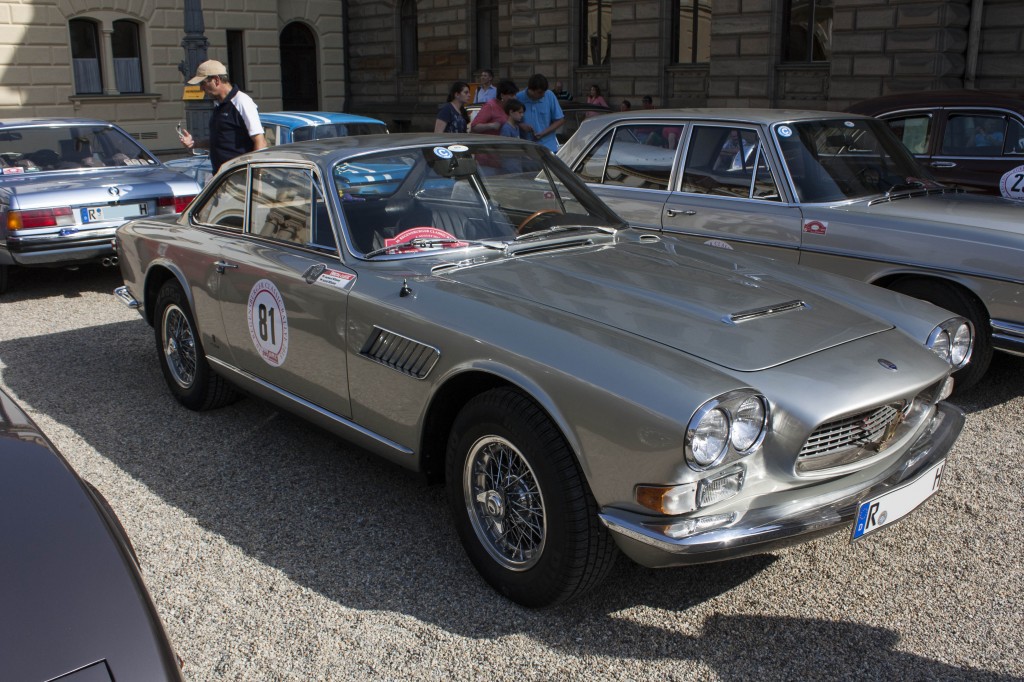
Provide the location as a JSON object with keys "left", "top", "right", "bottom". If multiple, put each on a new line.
{"left": 727, "top": 299, "right": 807, "bottom": 324}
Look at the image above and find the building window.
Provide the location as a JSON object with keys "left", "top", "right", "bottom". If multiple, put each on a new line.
{"left": 581, "top": 0, "right": 611, "bottom": 66}
{"left": 226, "top": 30, "right": 247, "bottom": 91}
{"left": 70, "top": 18, "right": 103, "bottom": 94}
{"left": 783, "top": 0, "right": 833, "bottom": 62}
{"left": 112, "top": 20, "right": 143, "bottom": 93}
{"left": 475, "top": 0, "right": 498, "bottom": 72}
{"left": 400, "top": 0, "right": 418, "bottom": 75}
{"left": 672, "top": 0, "right": 712, "bottom": 64}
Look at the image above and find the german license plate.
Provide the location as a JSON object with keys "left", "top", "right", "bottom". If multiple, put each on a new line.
{"left": 80, "top": 202, "right": 149, "bottom": 223}
{"left": 851, "top": 460, "right": 946, "bottom": 540}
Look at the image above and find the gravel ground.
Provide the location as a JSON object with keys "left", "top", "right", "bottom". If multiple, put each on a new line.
{"left": 1, "top": 264, "right": 1022, "bottom": 681}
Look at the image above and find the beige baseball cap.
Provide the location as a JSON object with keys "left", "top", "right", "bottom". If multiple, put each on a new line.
{"left": 187, "top": 60, "right": 227, "bottom": 85}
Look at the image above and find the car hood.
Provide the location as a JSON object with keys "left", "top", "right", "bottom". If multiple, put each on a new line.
{"left": 441, "top": 239, "right": 891, "bottom": 371}
{"left": 0, "top": 166, "right": 198, "bottom": 207}
{"left": 836, "top": 191, "right": 1024, "bottom": 234}
{"left": 0, "top": 392, "right": 182, "bottom": 681}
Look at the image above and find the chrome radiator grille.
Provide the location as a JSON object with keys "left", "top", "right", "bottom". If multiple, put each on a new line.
{"left": 799, "top": 402, "right": 905, "bottom": 460}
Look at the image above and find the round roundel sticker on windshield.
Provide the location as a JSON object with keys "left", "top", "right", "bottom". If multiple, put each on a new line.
{"left": 999, "top": 164, "right": 1024, "bottom": 201}
{"left": 448, "top": 144, "right": 469, "bottom": 153}
{"left": 433, "top": 146, "right": 453, "bottom": 159}
{"left": 247, "top": 279, "right": 289, "bottom": 367}
{"left": 777, "top": 126, "right": 793, "bottom": 138}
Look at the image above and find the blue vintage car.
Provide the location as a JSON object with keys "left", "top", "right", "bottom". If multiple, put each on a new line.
{"left": 166, "top": 111, "right": 389, "bottom": 186}
{"left": 0, "top": 118, "right": 201, "bottom": 293}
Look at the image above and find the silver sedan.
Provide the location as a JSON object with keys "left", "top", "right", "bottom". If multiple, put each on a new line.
{"left": 115, "top": 134, "right": 967, "bottom": 607}
{"left": 558, "top": 109, "right": 1024, "bottom": 390}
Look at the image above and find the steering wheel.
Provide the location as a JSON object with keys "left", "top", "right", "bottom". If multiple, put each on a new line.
{"left": 516, "top": 209, "right": 561, "bottom": 235}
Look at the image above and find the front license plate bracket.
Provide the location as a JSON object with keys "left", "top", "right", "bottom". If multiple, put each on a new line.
{"left": 851, "top": 459, "right": 946, "bottom": 540}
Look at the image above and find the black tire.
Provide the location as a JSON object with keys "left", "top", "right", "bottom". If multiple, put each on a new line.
{"left": 0, "top": 264, "right": 7, "bottom": 294}
{"left": 445, "top": 387, "right": 617, "bottom": 607}
{"left": 890, "top": 278, "right": 992, "bottom": 392}
{"left": 153, "top": 280, "right": 237, "bottom": 410}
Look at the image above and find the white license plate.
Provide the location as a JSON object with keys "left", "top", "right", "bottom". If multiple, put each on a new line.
{"left": 851, "top": 459, "right": 946, "bottom": 540}
{"left": 80, "top": 202, "right": 149, "bottom": 223}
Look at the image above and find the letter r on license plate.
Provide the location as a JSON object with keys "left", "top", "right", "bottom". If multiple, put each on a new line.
{"left": 852, "top": 460, "right": 946, "bottom": 540}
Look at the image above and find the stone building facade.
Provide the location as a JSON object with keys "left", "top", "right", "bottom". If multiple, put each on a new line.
{"left": 349, "top": 0, "right": 1024, "bottom": 131}
{"left": 1, "top": 0, "right": 1022, "bottom": 152}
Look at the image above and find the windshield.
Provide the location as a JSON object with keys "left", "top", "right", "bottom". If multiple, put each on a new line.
{"left": 774, "top": 118, "right": 942, "bottom": 203}
{"left": 0, "top": 124, "right": 158, "bottom": 174}
{"left": 335, "top": 142, "right": 622, "bottom": 257}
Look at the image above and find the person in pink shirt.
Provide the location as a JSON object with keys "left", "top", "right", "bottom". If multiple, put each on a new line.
{"left": 470, "top": 80, "right": 518, "bottom": 135}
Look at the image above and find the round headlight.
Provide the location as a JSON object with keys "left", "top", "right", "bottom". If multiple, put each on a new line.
{"left": 690, "top": 408, "right": 729, "bottom": 467}
{"left": 930, "top": 329, "right": 951, "bottom": 362}
{"left": 730, "top": 396, "right": 766, "bottom": 452}
{"left": 951, "top": 323, "right": 972, "bottom": 367}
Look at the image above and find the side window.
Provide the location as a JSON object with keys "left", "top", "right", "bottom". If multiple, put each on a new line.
{"left": 574, "top": 125, "right": 676, "bottom": 190}
{"left": 249, "top": 166, "right": 334, "bottom": 250}
{"left": 941, "top": 113, "right": 1007, "bottom": 157}
{"left": 884, "top": 114, "right": 932, "bottom": 155}
{"left": 1005, "top": 118, "right": 1024, "bottom": 155}
{"left": 263, "top": 125, "right": 279, "bottom": 147}
{"left": 681, "top": 126, "right": 780, "bottom": 201}
{"left": 193, "top": 168, "right": 248, "bottom": 230}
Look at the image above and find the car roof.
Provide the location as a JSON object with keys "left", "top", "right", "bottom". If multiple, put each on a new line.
{"left": 260, "top": 111, "right": 387, "bottom": 127}
{"left": 846, "top": 90, "right": 1024, "bottom": 115}
{"left": 569, "top": 108, "right": 874, "bottom": 125}
{"left": 220, "top": 132, "right": 551, "bottom": 169}
{"left": 0, "top": 117, "right": 118, "bottom": 128}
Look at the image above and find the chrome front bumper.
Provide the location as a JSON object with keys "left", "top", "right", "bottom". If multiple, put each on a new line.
{"left": 114, "top": 285, "right": 140, "bottom": 310}
{"left": 599, "top": 402, "right": 964, "bottom": 568}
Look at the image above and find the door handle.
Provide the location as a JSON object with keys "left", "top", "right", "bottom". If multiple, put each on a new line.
{"left": 666, "top": 208, "right": 697, "bottom": 217}
{"left": 214, "top": 260, "right": 238, "bottom": 273}
{"left": 930, "top": 161, "right": 957, "bottom": 168}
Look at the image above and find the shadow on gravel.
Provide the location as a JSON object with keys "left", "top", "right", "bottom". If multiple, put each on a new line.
{"left": 0, "top": 263, "right": 123, "bottom": 301}
{"left": 1, "top": 318, "right": 1017, "bottom": 681}
{"left": 949, "top": 352, "right": 1024, "bottom": 414}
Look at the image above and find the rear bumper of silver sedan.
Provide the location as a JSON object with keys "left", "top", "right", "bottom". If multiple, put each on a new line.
{"left": 599, "top": 402, "right": 964, "bottom": 569}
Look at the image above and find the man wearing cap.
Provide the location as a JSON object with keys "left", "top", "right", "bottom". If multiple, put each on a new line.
{"left": 179, "top": 60, "right": 266, "bottom": 174}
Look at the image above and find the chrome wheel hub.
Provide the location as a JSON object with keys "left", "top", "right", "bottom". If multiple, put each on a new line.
{"left": 463, "top": 436, "right": 545, "bottom": 571}
{"left": 162, "top": 304, "right": 197, "bottom": 389}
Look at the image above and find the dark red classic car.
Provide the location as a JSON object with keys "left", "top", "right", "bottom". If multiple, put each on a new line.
{"left": 847, "top": 90, "right": 1024, "bottom": 199}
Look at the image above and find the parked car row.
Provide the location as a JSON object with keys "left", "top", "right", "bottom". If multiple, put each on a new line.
{"left": 558, "top": 107, "right": 1024, "bottom": 390}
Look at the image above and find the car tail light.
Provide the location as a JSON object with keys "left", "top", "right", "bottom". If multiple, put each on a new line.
{"left": 157, "top": 195, "right": 195, "bottom": 215}
{"left": 7, "top": 207, "right": 75, "bottom": 230}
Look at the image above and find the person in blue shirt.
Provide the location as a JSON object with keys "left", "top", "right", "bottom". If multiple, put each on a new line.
{"left": 500, "top": 100, "right": 524, "bottom": 137}
{"left": 515, "top": 74, "right": 564, "bottom": 151}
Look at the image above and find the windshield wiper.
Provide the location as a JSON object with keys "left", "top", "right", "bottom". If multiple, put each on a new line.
{"left": 364, "top": 238, "right": 503, "bottom": 259}
{"left": 885, "top": 180, "right": 926, "bottom": 196}
{"left": 513, "top": 224, "right": 617, "bottom": 242}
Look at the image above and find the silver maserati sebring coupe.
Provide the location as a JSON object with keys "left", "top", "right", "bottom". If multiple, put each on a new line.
{"left": 558, "top": 109, "right": 1024, "bottom": 390}
{"left": 115, "top": 134, "right": 967, "bottom": 607}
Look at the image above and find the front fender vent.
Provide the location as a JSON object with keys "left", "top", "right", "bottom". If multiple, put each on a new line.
{"left": 360, "top": 327, "right": 440, "bottom": 379}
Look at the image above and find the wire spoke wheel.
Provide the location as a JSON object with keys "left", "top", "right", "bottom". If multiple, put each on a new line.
{"left": 162, "top": 304, "right": 197, "bottom": 389}
{"left": 464, "top": 436, "right": 546, "bottom": 571}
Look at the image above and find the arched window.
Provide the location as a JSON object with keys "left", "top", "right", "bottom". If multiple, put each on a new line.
{"left": 671, "top": 0, "right": 712, "bottom": 64}
{"left": 112, "top": 20, "right": 144, "bottom": 93}
{"left": 69, "top": 15, "right": 148, "bottom": 95}
{"left": 580, "top": 0, "right": 611, "bottom": 66}
{"left": 400, "top": 0, "right": 418, "bottom": 75}
{"left": 70, "top": 18, "right": 102, "bottom": 94}
{"left": 783, "top": 0, "right": 833, "bottom": 62}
